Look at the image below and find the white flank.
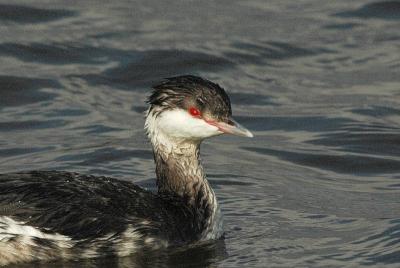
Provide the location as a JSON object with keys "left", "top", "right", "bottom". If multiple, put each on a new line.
{"left": 113, "top": 225, "right": 140, "bottom": 257}
{"left": 0, "top": 216, "right": 73, "bottom": 266}
{"left": 0, "top": 216, "right": 70, "bottom": 242}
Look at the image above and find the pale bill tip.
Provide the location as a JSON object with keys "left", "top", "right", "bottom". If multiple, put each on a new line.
{"left": 224, "top": 118, "right": 254, "bottom": 138}
{"left": 244, "top": 129, "right": 254, "bottom": 138}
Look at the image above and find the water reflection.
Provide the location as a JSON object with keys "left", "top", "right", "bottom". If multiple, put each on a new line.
{"left": 12, "top": 240, "right": 226, "bottom": 268}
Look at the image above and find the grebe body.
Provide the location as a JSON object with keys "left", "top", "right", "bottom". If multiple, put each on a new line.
{"left": 0, "top": 75, "right": 252, "bottom": 265}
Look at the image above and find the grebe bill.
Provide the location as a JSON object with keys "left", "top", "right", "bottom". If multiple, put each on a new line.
{"left": 0, "top": 75, "right": 253, "bottom": 265}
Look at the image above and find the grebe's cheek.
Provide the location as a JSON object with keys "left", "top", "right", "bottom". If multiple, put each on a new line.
{"left": 157, "top": 109, "right": 221, "bottom": 139}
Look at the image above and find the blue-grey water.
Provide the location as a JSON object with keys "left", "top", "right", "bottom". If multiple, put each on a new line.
{"left": 1, "top": 1, "right": 400, "bottom": 267}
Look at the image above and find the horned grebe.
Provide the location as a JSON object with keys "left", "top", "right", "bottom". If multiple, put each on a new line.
{"left": 0, "top": 75, "right": 252, "bottom": 265}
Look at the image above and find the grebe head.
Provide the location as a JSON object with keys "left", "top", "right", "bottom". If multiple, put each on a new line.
{"left": 145, "top": 75, "right": 253, "bottom": 144}
{"left": 145, "top": 76, "right": 251, "bottom": 233}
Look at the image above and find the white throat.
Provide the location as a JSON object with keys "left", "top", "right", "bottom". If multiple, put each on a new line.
{"left": 145, "top": 108, "right": 222, "bottom": 151}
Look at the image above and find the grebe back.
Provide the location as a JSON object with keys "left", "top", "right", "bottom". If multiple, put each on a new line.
{"left": 0, "top": 75, "right": 253, "bottom": 265}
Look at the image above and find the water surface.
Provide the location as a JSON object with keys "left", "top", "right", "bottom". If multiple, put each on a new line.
{"left": 1, "top": 1, "right": 400, "bottom": 267}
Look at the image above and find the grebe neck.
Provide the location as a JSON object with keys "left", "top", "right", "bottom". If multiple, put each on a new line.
{"left": 152, "top": 134, "right": 212, "bottom": 207}
{"left": 145, "top": 111, "right": 222, "bottom": 239}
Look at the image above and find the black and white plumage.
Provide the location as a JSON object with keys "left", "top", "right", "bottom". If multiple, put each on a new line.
{"left": 0, "top": 75, "right": 253, "bottom": 265}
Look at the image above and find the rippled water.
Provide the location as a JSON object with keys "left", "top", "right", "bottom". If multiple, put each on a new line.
{"left": 1, "top": 1, "right": 400, "bottom": 267}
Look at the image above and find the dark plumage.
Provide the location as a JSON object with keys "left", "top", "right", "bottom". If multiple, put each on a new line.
{"left": 0, "top": 171, "right": 202, "bottom": 243}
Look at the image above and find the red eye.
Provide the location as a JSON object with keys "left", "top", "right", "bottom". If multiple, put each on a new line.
{"left": 189, "top": 107, "right": 201, "bottom": 117}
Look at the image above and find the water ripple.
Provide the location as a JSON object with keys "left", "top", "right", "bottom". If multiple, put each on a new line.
{"left": 225, "top": 41, "right": 335, "bottom": 65}
{"left": 77, "top": 49, "right": 234, "bottom": 89}
{"left": 234, "top": 115, "right": 354, "bottom": 132}
{"left": 0, "top": 75, "right": 60, "bottom": 107}
{"left": 324, "top": 220, "right": 400, "bottom": 265}
{"left": 309, "top": 131, "right": 400, "bottom": 158}
{"left": 0, "top": 4, "right": 76, "bottom": 23}
{"left": 0, "top": 119, "right": 68, "bottom": 131}
{"left": 334, "top": 1, "right": 400, "bottom": 20}
{"left": 0, "top": 43, "right": 114, "bottom": 64}
{"left": 243, "top": 147, "right": 400, "bottom": 175}
{"left": 55, "top": 148, "right": 153, "bottom": 166}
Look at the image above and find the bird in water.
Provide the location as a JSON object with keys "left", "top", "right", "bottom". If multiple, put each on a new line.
{"left": 0, "top": 75, "right": 253, "bottom": 265}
